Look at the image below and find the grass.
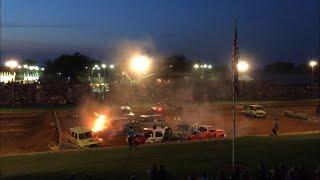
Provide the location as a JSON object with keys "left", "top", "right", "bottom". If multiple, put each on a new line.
{"left": 1, "top": 134, "right": 320, "bottom": 179}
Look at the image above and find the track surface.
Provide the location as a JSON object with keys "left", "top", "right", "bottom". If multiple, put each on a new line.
{"left": 1, "top": 101, "right": 319, "bottom": 155}
{"left": 0, "top": 113, "right": 58, "bottom": 155}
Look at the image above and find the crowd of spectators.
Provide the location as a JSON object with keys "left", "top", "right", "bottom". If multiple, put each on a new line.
{"left": 185, "top": 163, "right": 320, "bottom": 180}
{"left": 67, "top": 163, "right": 320, "bottom": 180}
{"left": 0, "top": 79, "right": 317, "bottom": 106}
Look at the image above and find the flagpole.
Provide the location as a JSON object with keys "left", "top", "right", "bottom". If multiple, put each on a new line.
{"left": 232, "top": 18, "right": 239, "bottom": 167}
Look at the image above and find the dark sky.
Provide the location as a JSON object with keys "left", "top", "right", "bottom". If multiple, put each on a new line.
{"left": 0, "top": 0, "right": 319, "bottom": 66}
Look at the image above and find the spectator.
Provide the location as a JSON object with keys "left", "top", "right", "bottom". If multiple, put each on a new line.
{"left": 149, "top": 164, "right": 158, "bottom": 180}
{"left": 215, "top": 169, "right": 227, "bottom": 180}
{"left": 158, "top": 165, "right": 167, "bottom": 180}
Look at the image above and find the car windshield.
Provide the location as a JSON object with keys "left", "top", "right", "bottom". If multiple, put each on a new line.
{"left": 78, "top": 132, "right": 93, "bottom": 139}
{"left": 121, "top": 109, "right": 131, "bottom": 114}
{"left": 255, "top": 106, "right": 263, "bottom": 110}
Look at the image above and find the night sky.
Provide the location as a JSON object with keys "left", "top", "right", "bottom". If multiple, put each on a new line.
{"left": 1, "top": 0, "right": 319, "bottom": 66}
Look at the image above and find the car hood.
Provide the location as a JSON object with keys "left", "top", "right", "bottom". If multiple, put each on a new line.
{"left": 255, "top": 110, "right": 266, "bottom": 114}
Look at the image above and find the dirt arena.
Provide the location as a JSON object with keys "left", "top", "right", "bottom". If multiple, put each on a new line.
{"left": 0, "top": 112, "right": 58, "bottom": 155}
{"left": 1, "top": 101, "right": 319, "bottom": 156}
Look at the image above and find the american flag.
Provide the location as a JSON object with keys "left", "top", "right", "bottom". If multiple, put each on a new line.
{"left": 232, "top": 19, "right": 239, "bottom": 95}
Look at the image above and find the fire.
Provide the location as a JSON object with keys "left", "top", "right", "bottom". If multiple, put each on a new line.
{"left": 92, "top": 114, "right": 108, "bottom": 132}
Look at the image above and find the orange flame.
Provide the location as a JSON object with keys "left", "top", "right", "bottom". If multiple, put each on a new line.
{"left": 92, "top": 114, "right": 108, "bottom": 132}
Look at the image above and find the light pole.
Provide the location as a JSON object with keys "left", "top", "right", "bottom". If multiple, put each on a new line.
{"left": 193, "top": 63, "right": 212, "bottom": 79}
{"left": 237, "top": 61, "right": 249, "bottom": 97}
{"left": 5, "top": 60, "right": 19, "bottom": 107}
{"left": 101, "top": 64, "right": 106, "bottom": 83}
{"left": 108, "top": 64, "right": 114, "bottom": 83}
{"left": 309, "top": 60, "right": 318, "bottom": 85}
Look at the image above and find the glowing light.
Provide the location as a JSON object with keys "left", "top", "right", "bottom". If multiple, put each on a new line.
{"left": 5, "top": 60, "right": 18, "bottom": 69}
{"left": 203, "top": 64, "right": 208, "bottom": 68}
{"left": 94, "top": 64, "right": 99, "bottom": 68}
{"left": 208, "top": 65, "right": 212, "bottom": 69}
{"left": 101, "top": 64, "right": 106, "bottom": 68}
{"left": 92, "top": 114, "right": 109, "bottom": 132}
{"left": 309, "top": 60, "right": 317, "bottom": 67}
{"left": 237, "top": 61, "right": 249, "bottom": 72}
{"left": 23, "top": 65, "right": 28, "bottom": 69}
{"left": 194, "top": 64, "right": 199, "bottom": 69}
{"left": 109, "top": 64, "right": 114, "bottom": 69}
{"left": 41, "top": 68, "right": 45, "bottom": 71}
{"left": 130, "top": 54, "right": 151, "bottom": 74}
{"left": 0, "top": 72, "right": 16, "bottom": 83}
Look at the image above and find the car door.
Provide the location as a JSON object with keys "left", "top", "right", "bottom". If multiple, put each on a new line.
{"left": 155, "top": 131, "right": 163, "bottom": 142}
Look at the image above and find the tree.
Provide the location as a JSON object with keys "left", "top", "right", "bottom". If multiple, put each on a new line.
{"left": 44, "top": 52, "right": 98, "bottom": 81}
{"left": 265, "top": 61, "right": 295, "bottom": 73}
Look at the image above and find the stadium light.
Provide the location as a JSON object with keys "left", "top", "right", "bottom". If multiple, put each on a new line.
{"left": 130, "top": 54, "right": 152, "bottom": 74}
{"left": 101, "top": 64, "right": 107, "bottom": 68}
{"left": 109, "top": 64, "right": 115, "bottom": 69}
{"left": 309, "top": 60, "right": 318, "bottom": 85}
{"left": 208, "top": 65, "right": 212, "bottom": 69}
{"left": 194, "top": 64, "right": 199, "bottom": 69}
{"left": 5, "top": 60, "right": 18, "bottom": 69}
{"left": 309, "top": 60, "right": 317, "bottom": 68}
{"left": 237, "top": 61, "right": 249, "bottom": 73}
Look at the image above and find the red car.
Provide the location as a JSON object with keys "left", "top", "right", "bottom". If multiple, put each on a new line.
{"left": 150, "top": 103, "right": 183, "bottom": 115}
{"left": 188, "top": 125, "right": 226, "bottom": 140}
{"left": 126, "top": 128, "right": 153, "bottom": 145}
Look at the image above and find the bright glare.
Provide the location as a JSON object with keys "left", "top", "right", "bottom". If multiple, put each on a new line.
{"left": 5, "top": 60, "right": 18, "bottom": 69}
{"left": 309, "top": 60, "right": 317, "bottom": 67}
{"left": 92, "top": 114, "right": 108, "bottom": 132}
{"left": 110, "top": 64, "right": 115, "bottom": 69}
{"left": 23, "top": 65, "right": 28, "bottom": 69}
{"left": 130, "top": 54, "right": 151, "bottom": 74}
{"left": 203, "top": 64, "right": 208, "bottom": 68}
{"left": 237, "top": 61, "right": 249, "bottom": 72}
{"left": 194, "top": 64, "right": 199, "bottom": 69}
{"left": 101, "top": 64, "right": 106, "bottom": 68}
{"left": 208, "top": 65, "right": 212, "bottom": 69}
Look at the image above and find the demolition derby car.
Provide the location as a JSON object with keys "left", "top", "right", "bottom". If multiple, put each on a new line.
{"left": 119, "top": 106, "right": 135, "bottom": 118}
{"left": 150, "top": 103, "right": 183, "bottom": 115}
{"left": 189, "top": 124, "right": 226, "bottom": 140}
{"left": 66, "top": 127, "right": 103, "bottom": 148}
{"left": 242, "top": 104, "right": 266, "bottom": 118}
{"left": 128, "top": 127, "right": 186, "bottom": 145}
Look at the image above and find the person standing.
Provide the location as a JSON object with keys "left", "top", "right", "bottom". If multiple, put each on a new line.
{"left": 128, "top": 126, "right": 135, "bottom": 148}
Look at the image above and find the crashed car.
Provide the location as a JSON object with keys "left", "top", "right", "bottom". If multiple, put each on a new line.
{"left": 138, "top": 115, "right": 166, "bottom": 128}
{"left": 145, "top": 127, "right": 185, "bottom": 144}
{"left": 128, "top": 127, "right": 186, "bottom": 145}
{"left": 189, "top": 124, "right": 226, "bottom": 140}
{"left": 150, "top": 102, "right": 183, "bottom": 115}
{"left": 243, "top": 104, "right": 266, "bottom": 118}
{"left": 127, "top": 128, "right": 153, "bottom": 145}
{"left": 120, "top": 106, "right": 135, "bottom": 118}
{"left": 66, "top": 127, "right": 103, "bottom": 148}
